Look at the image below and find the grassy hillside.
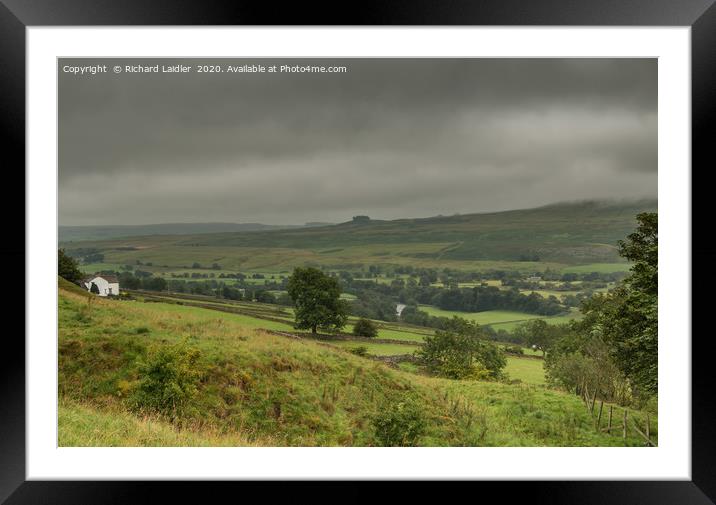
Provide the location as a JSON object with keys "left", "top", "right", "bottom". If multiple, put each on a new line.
{"left": 59, "top": 200, "right": 656, "bottom": 272}
{"left": 58, "top": 276, "right": 93, "bottom": 296}
{"left": 58, "top": 281, "right": 654, "bottom": 446}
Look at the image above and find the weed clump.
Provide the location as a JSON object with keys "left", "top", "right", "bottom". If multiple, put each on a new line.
{"left": 129, "top": 340, "right": 203, "bottom": 418}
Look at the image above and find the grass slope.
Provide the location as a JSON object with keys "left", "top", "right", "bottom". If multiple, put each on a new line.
{"left": 59, "top": 398, "right": 265, "bottom": 446}
{"left": 58, "top": 281, "right": 653, "bottom": 446}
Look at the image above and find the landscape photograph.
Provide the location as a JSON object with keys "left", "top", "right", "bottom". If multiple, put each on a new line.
{"left": 57, "top": 58, "right": 658, "bottom": 447}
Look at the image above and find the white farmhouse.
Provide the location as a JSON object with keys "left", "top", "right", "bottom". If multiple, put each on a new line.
{"left": 82, "top": 275, "right": 120, "bottom": 296}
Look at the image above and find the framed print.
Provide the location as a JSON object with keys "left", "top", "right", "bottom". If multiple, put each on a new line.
{"left": 3, "top": 0, "right": 714, "bottom": 502}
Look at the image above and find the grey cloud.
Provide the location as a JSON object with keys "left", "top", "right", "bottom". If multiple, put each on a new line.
{"left": 59, "top": 58, "right": 656, "bottom": 225}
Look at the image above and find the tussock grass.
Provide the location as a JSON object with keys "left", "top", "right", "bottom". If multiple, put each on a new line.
{"left": 59, "top": 398, "right": 268, "bottom": 446}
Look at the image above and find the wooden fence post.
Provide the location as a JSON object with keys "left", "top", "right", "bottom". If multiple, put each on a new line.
{"left": 590, "top": 389, "right": 597, "bottom": 414}
{"left": 596, "top": 401, "right": 604, "bottom": 429}
{"left": 582, "top": 383, "right": 588, "bottom": 406}
{"left": 630, "top": 417, "right": 656, "bottom": 447}
{"left": 607, "top": 405, "right": 613, "bottom": 433}
{"left": 623, "top": 409, "right": 628, "bottom": 440}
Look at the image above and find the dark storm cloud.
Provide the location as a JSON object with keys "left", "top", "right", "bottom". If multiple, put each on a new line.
{"left": 58, "top": 58, "right": 657, "bottom": 225}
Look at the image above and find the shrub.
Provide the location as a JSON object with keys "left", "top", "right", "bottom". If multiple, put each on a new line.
{"left": 416, "top": 323, "right": 506, "bottom": 380}
{"left": 129, "top": 341, "right": 203, "bottom": 417}
{"left": 372, "top": 396, "right": 426, "bottom": 446}
{"left": 349, "top": 346, "right": 369, "bottom": 357}
{"left": 353, "top": 318, "right": 379, "bottom": 338}
{"left": 135, "top": 326, "right": 150, "bottom": 334}
{"left": 504, "top": 345, "right": 524, "bottom": 355}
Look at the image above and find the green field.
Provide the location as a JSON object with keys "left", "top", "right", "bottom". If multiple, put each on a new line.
{"left": 331, "top": 341, "right": 547, "bottom": 386}
{"left": 416, "top": 306, "right": 580, "bottom": 331}
{"left": 418, "top": 306, "right": 546, "bottom": 325}
{"left": 134, "top": 289, "right": 572, "bottom": 347}
{"left": 133, "top": 291, "right": 431, "bottom": 343}
{"left": 520, "top": 289, "right": 577, "bottom": 300}
{"left": 489, "top": 311, "right": 581, "bottom": 332}
{"left": 561, "top": 263, "right": 631, "bottom": 274}
{"left": 505, "top": 357, "right": 547, "bottom": 385}
{"left": 329, "top": 341, "right": 546, "bottom": 386}
{"left": 58, "top": 282, "right": 655, "bottom": 446}
{"left": 79, "top": 263, "right": 128, "bottom": 274}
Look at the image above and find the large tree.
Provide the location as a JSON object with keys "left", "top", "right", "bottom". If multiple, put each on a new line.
{"left": 286, "top": 267, "right": 349, "bottom": 334}
{"left": 558, "top": 212, "right": 658, "bottom": 400}
{"left": 58, "top": 248, "right": 83, "bottom": 283}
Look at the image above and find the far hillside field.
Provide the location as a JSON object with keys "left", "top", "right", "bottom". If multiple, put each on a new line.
{"left": 61, "top": 201, "right": 653, "bottom": 273}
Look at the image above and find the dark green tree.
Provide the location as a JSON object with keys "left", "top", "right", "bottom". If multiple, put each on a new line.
{"left": 89, "top": 282, "right": 100, "bottom": 294}
{"left": 255, "top": 290, "right": 277, "bottom": 304}
{"left": 286, "top": 267, "right": 349, "bottom": 334}
{"left": 512, "top": 319, "right": 558, "bottom": 356}
{"left": 599, "top": 212, "right": 658, "bottom": 397}
{"left": 58, "top": 248, "right": 83, "bottom": 283}
{"left": 353, "top": 318, "right": 379, "bottom": 338}
{"left": 617, "top": 212, "right": 657, "bottom": 296}
{"left": 547, "top": 212, "right": 658, "bottom": 401}
{"left": 144, "top": 276, "right": 167, "bottom": 292}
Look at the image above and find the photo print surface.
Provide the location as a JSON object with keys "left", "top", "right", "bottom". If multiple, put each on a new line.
{"left": 58, "top": 58, "right": 657, "bottom": 447}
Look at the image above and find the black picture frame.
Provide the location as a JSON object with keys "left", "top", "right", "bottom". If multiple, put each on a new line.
{"left": 2, "top": 1, "right": 712, "bottom": 503}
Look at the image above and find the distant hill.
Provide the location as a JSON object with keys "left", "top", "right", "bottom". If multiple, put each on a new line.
{"left": 60, "top": 200, "right": 657, "bottom": 270}
{"left": 59, "top": 222, "right": 304, "bottom": 242}
{"left": 170, "top": 199, "right": 657, "bottom": 264}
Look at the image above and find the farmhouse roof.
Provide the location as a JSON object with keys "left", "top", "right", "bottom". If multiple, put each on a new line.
{"left": 88, "top": 274, "right": 119, "bottom": 283}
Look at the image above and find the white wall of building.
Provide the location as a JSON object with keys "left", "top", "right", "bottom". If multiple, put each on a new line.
{"left": 83, "top": 276, "right": 120, "bottom": 296}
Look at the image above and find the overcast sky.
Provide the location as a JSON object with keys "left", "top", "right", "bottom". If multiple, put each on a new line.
{"left": 59, "top": 58, "right": 657, "bottom": 226}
